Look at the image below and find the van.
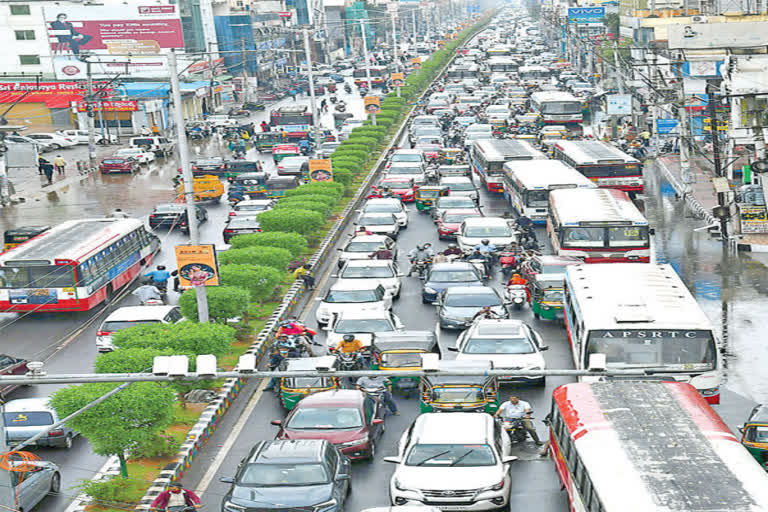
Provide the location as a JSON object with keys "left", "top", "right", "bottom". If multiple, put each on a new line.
{"left": 97, "top": 305, "right": 183, "bottom": 352}
{"left": 4, "top": 398, "right": 78, "bottom": 448}
{"left": 129, "top": 136, "right": 175, "bottom": 157}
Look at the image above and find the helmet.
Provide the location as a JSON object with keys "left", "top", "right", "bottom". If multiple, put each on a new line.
{"left": 481, "top": 239, "right": 489, "bottom": 245}
{"left": 157, "top": 265, "right": 166, "bottom": 270}
{"left": 416, "top": 245, "right": 424, "bottom": 251}
{"left": 448, "top": 243, "right": 457, "bottom": 249}
{"left": 343, "top": 334, "right": 355, "bottom": 342}
{"left": 424, "top": 243, "right": 432, "bottom": 248}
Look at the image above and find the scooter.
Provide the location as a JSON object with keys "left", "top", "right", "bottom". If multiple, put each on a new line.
{"left": 344, "top": 83, "right": 352, "bottom": 94}
{"left": 329, "top": 95, "right": 338, "bottom": 104}
{"left": 411, "top": 259, "right": 432, "bottom": 280}
{"left": 504, "top": 284, "right": 527, "bottom": 310}
{"left": 463, "top": 251, "right": 491, "bottom": 280}
{"left": 335, "top": 102, "right": 347, "bottom": 113}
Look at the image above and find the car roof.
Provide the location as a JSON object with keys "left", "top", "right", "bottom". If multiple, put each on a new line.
{"left": 345, "top": 259, "right": 393, "bottom": 267}
{"left": 249, "top": 440, "right": 326, "bottom": 464}
{"left": 297, "top": 389, "right": 365, "bottom": 407}
{"left": 346, "top": 234, "right": 390, "bottom": 242}
{"left": 4, "top": 397, "right": 53, "bottom": 412}
{"left": 431, "top": 262, "right": 475, "bottom": 271}
{"left": 462, "top": 216, "right": 508, "bottom": 226}
{"left": 103, "top": 305, "right": 178, "bottom": 322}
{"left": 329, "top": 280, "right": 384, "bottom": 291}
{"left": 444, "top": 286, "right": 498, "bottom": 296}
{"left": 236, "top": 199, "right": 273, "bottom": 206}
{"left": 359, "top": 213, "right": 396, "bottom": 219}
{"left": 336, "top": 309, "right": 392, "bottom": 320}
{"left": 469, "top": 318, "right": 526, "bottom": 337}
{"left": 412, "top": 413, "right": 492, "bottom": 443}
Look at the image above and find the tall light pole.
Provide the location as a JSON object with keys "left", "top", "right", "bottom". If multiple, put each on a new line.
{"left": 360, "top": 19, "right": 373, "bottom": 90}
{"left": 391, "top": 8, "right": 401, "bottom": 97}
{"left": 303, "top": 28, "right": 322, "bottom": 144}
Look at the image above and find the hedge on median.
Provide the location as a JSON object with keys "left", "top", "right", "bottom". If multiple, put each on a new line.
{"left": 257, "top": 208, "right": 325, "bottom": 235}
{"left": 228, "top": 231, "right": 308, "bottom": 257}
{"left": 218, "top": 245, "right": 293, "bottom": 270}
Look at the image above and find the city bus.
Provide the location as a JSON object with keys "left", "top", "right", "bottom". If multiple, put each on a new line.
{"left": 518, "top": 65, "right": 551, "bottom": 86}
{"left": 487, "top": 57, "right": 518, "bottom": 74}
{"left": 503, "top": 160, "right": 596, "bottom": 224}
{"left": 445, "top": 64, "right": 480, "bottom": 81}
{"left": 471, "top": 139, "right": 546, "bottom": 193}
{"left": 486, "top": 45, "right": 512, "bottom": 57}
{"left": 269, "top": 105, "right": 314, "bottom": 139}
{"left": 353, "top": 66, "right": 388, "bottom": 87}
{"left": 0, "top": 219, "right": 160, "bottom": 312}
{"left": 529, "top": 91, "right": 583, "bottom": 125}
{"left": 547, "top": 188, "right": 650, "bottom": 262}
{"left": 552, "top": 140, "right": 643, "bottom": 195}
{"left": 563, "top": 263, "right": 722, "bottom": 401}
{"left": 549, "top": 381, "right": 766, "bottom": 512}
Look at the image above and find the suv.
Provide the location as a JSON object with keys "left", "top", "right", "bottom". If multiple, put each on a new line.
{"left": 129, "top": 136, "right": 175, "bottom": 157}
{"left": 385, "top": 413, "right": 515, "bottom": 509}
{"left": 149, "top": 203, "right": 208, "bottom": 233}
{"left": 96, "top": 305, "right": 183, "bottom": 352}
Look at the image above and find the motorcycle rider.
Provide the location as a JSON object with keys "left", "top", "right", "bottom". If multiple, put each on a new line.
{"left": 150, "top": 482, "right": 201, "bottom": 511}
{"left": 472, "top": 305, "right": 501, "bottom": 322}
{"left": 369, "top": 245, "right": 394, "bottom": 260}
{"left": 356, "top": 374, "right": 399, "bottom": 415}
{"left": 407, "top": 243, "right": 435, "bottom": 277}
{"left": 335, "top": 334, "right": 366, "bottom": 367}
{"left": 507, "top": 273, "right": 528, "bottom": 287}
{"left": 132, "top": 284, "right": 163, "bottom": 304}
{"left": 277, "top": 319, "right": 317, "bottom": 341}
{"left": 465, "top": 247, "right": 491, "bottom": 278}
{"left": 494, "top": 395, "right": 543, "bottom": 445}
{"left": 443, "top": 243, "right": 463, "bottom": 256}
{"left": 473, "top": 239, "right": 497, "bottom": 275}
{"left": 144, "top": 266, "right": 171, "bottom": 292}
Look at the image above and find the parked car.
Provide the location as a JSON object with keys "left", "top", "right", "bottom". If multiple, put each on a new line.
{"left": 114, "top": 147, "right": 155, "bottom": 164}
{"left": 96, "top": 305, "right": 183, "bottom": 352}
{"left": 56, "top": 129, "right": 118, "bottom": 144}
{"left": 316, "top": 281, "right": 393, "bottom": 326}
{"left": 223, "top": 216, "right": 262, "bottom": 243}
{"left": 129, "top": 136, "right": 174, "bottom": 156}
{"left": 4, "top": 398, "right": 78, "bottom": 448}
{"left": 99, "top": 157, "right": 140, "bottom": 174}
{"left": 4, "top": 135, "right": 53, "bottom": 153}
{"left": 26, "top": 133, "right": 77, "bottom": 149}
{"left": 148, "top": 203, "right": 208, "bottom": 233}
{"left": 220, "top": 440, "right": 351, "bottom": 512}
{"left": 272, "top": 390, "right": 385, "bottom": 460}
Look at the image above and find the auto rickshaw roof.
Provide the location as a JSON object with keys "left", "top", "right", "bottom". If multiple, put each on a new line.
{"left": 281, "top": 356, "right": 337, "bottom": 371}
{"left": 748, "top": 404, "right": 768, "bottom": 424}
{"left": 533, "top": 273, "right": 565, "bottom": 288}
{"left": 232, "top": 172, "right": 267, "bottom": 181}
{"left": 372, "top": 331, "right": 437, "bottom": 352}
{"left": 424, "top": 359, "right": 494, "bottom": 385}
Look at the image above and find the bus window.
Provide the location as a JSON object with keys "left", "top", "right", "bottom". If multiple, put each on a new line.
{"left": 608, "top": 227, "right": 648, "bottom": 247}
{"left": 562, "top": 227, "right": 603, "bottom": 247}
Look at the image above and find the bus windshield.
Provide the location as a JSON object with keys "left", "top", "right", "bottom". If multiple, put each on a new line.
{"left": 540, "top": 102, "right": 582, "bottom": 115}
{"left": 562, "top": 226, "right": 649, "bottom": 248}
{"left": 526, "top": 190, "right": 549, "bottom": 207}
{"left": 0, "top": 265, "right": 75, "bottom": 288}
{"left": 585, "top": 330, "right": 716, "bottom": 370}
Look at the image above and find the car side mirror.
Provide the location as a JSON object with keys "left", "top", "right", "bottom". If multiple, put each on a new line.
{"left": 270, "top": 419, "right": 282, "bottom": 426}
{"left": 220, "top": 477, "right": 235, "bottom": 483}
{"left": 336, "top": 473, "right": 351, "bottom": 481}
{"left": 447, "top": 346, "right": 458, "bottom": 352}
{"left": 383, "top": 456, "right": 401, "bottom": 463}
{"left": 539, "top": 345, "right": 549, "bottom": 351}
{"left": 373, "top": 418, "right": 384, "bottom": 425}
{"left": 502, "top": 456, "right": 519, "bottom": 463}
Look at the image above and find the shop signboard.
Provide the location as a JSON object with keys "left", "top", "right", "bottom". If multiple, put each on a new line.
{"left": 606, "top": 94, "right": 632, "bottom": 115}
{"left": 568, "top": 7, "right": 605, "bottom": 23}
{"left": 740, "top": 205, "right": 768, "bottom": 234}
{"left": 76, "top": 100, "right": 138, "bottom": 112}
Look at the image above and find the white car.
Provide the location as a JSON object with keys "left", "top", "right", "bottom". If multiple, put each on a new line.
{"left": 361, "top": 198, "right": 408, "bottom": 227}
{"left": 439, "top": 176, "right": 478, "bottom": 202}
{"left": 114, "top": 147, "right": 155, "bottom": 164}
{"left": 206, "top": 115, "right": 237, "bottom": 127}
{"left": 334, "top": 259, "right": 403, "bottom": 299}
{"left": 230, "top": 199, "right": 275, "bottom": 216}
{"left": 56, "top": 129, "right": 118, "bottom": 144}
{"left": 385, "top": 413, "right": 515, "bottom": 510}
{"left": 325, "top": 309, "right": 404, "bottom": 349}
{"left": 337, "top": 234, "right": 397, "bottom": 268}
{"left": 451, "top": 318, "right": 548, "bottom": 385}
{"left": 388, "top": 149, "right": 425, "bottom": 168}
{"left": 315, "top": 281, "right": 392, "bottom": 326}
{"left": 96, "top": 306, "right": 183, "bottom": 352}
{"left": 26, "top": 133, "right": 78, "bottom": 149}
{"left": 485, "top": 105, "right": 512, "bottom": 120}
{"left": 385, "top": 163, "right": 426, "bottom": 186}
{"left": 457, "top": 217, "right": 516, "bottom": 252}
{"left": 356, "top": 213, "right": 401, "bottom": 238}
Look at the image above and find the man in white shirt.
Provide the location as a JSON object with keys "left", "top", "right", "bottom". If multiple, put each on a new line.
{"left": 494, "top": 395, "right": 543, "bottom": 445}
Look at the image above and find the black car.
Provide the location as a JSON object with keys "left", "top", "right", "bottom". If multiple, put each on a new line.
{"left": 220, "top": 440, "right": 350, "bottom": 512}
{"left": 149, "top": 203, "right": 208, "bottom": 233}
{"left": 191, "top": 156, "right": 226, "bottom": 176}
{"left": 223, "top": 215, "right": 261, "bottom": 243}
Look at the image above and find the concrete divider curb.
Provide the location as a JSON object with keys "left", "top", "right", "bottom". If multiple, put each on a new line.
{"left": 656, "top": 157, "right": 718, "bottom": 227}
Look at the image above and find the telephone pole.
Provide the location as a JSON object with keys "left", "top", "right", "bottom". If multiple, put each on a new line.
{"left": 168, "top": 50, "right": 210, "bottom": 323}
{"left": 207, "top": 42, "right": 215, "bottom": 113}
{"left": 241, "top": 40, "right": 250, "bottom": 103}
{"left": 391, "top": 8, "right": 401, "bottom": 97}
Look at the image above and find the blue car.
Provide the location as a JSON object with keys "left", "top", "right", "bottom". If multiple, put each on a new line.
{"left": 422, "top": 262, "right": 484, "bottom": 304}
{"left": 329, "top": 74, "right": 345, "bottom": 83}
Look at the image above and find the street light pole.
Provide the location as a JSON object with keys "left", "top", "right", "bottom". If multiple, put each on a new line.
{"left": 391, "top": 9, "right": 401, "bottom": 98}
{"left": 303, "top": 28, "right": 321, "bottom": 145}
{"left": 360, "top": 19, "right": 373, "bottom": 90}
{"left": 168, "top": 50, "right": 210, "bottom": 323}
{"left": 86, "top": 61, "right": 97, "bottom": 171}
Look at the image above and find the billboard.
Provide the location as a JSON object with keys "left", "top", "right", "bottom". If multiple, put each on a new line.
{"left": 606, "top": 94, "right": 632, "bottom": 115}
{"left": 308, "top": 159, "right": 333, "bottom": 182}
{"left": 364, "top": 95, "right": 381, "bottom": 114}
{"left": 668, "top": 22, "right": 768, "bottom": 49}
{"left": 568, "top": 7, "right": 605, "bottom": 23}
{"left": 76, "top": 100, "right": 138, "bottom": 112}
{"left": 43, "top": 5, "right": 184, "bottom": 79}
{"left": 174, "top": 245, "right": 220, "bottom": 287}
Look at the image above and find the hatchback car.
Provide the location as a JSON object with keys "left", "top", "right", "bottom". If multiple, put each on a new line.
{"left": 115, "top": 147, "right": 155, "bottom": 164}
{"left": 457, "top": 217, "right": 516, "bottom": 252}
{"left": 316, "top": 282, "right": 392, "bottom": 326}
{"left": 277, "top": 156, "right": 310, "bottom": 177}
{"left": 325, "top": 309, "right": 404, "bottom": 349}
{"left": 97, "top": 305, "right": 183, "bottom": 351}
{"left": 99, "top": 157, "right": 139, "bottom": 174}
{"left": 422, "top": 262, "right": 484, "bottom": 304}
{"left": 436, "top": 286, "right": 508, "bottom": 329}
{"left": 149, "top": 203, "right": 208, "bottom": 233}
{"left": 362, "top": 198, "right": 409, "bottom": 227}
{"left": 451, "top": 319, "right": 548, "bottom": 385}
{"left": 272, "top": 390, "right": 385, "bottom": 460}
{"left": 337, "top": 235, "right": 397, "bottom": 268}
{"left": 356, "top": 213, "right": 400, "bottom": 238}
{"left": 335, "top": 259, "right": 403, "bottom": 299}
{"left": 431, "top": 196, "right": 480, "bottom": 222}
{"left": 4, "top": 398, "right": 78, "bottom": 448}
{"left": 317, "top": 141, "right": 342, "bottom": 159}
{"left": 223, "top": 216, "right": 262, "bottom": 243}
{"left": 220, "top": 440, "right": 350, "bottom": 512}
{"left": 439, "top": 176, "right": 478, "bottom": 202}
{"left": 435, "top": 208, "right": 483, "bottom": 240}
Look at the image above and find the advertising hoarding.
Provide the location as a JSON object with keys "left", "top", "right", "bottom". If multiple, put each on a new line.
{"left": 43, "top": 5, "right": 184, "bottom": 79}
{"left": 606, "top": 94, "right": 632, "bottom": 115}
{"left": 364, "top": 95, "right": 381, "bottom": 114}
{"left": 308, "top": 159, "right": 333, "bottom": 182}
{"left": 76, "top": 100, "right": 138, "bottom": 112}
{"left": 174, "top": 245, "right": 220, "bottom": 287}
{"left": 668, "top": 22, "right": 768, "bottom": 49}
{"left": 568, "top": 7, "right": 605, "bottom": 23}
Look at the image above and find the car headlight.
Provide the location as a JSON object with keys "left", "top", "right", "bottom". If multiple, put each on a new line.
{"left": 314, "top": 498, "right": 338, "bottom": 512}
{"left": 394, "top": 477, "right": 411, "bottom": 491}
{"left": 223, "top": 500, "right": 246, "bottom": 512}
{"left": 482, "top": 479, "right": 505, "bottom": 492}
{"left": 424, "top": 287, "right": 437, "bottom": 294}
{"left": 340, "top": 434, "right": 369, "bottom": 446}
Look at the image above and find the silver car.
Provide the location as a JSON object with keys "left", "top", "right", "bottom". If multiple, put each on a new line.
{"left": 9, "top": 460, "right": 61, "bottom": 511}
{"left": 4, "top": 397, "right": 78, "bottom": 448}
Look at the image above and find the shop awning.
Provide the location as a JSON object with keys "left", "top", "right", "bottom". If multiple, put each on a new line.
{"left": 0, "top": 91, "right": 84, "bottom": 108}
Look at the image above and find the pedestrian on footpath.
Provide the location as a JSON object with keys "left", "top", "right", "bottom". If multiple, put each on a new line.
{"left": 53, "top": 155, "right": 66, "bottom": 175}
{"left": 38, "top": 156, "right": 48, "bottom": 175}
{"left": 42, "top": 162, "right": 54, "bottom": 185}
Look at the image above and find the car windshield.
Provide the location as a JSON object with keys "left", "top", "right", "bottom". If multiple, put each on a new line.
{"left": 3, "top": 411, "right": 53, "bottom": 427}
{"left": 585, "top": 330, "right": 716, "bottom": 370}
{"left": 325, "top": 290, "right": 379, "bottom": 303}
{"left": 463, "top": 337, "right": 535, "bottom": 354}
{"left": 236, "top": 204, "right": 270, "bottom": 212}
{"left": 287, "top": 407, "right": 363, "bottom": 429}
{"left": 388, "top": 167, "right": 422, "bottom": 175}
{"left": 102, "top": 159, "right": 126, "bottom": 164}
{"left": 238, "top": 463, "right": 329, "bottom": 486}
{"left": 341, "top": 265, "right": 394, "bottom": 278}
{"left": 438, "top": 198, "right": 476, "bottom": 209}
{"left": 154, "top": 204, "right": 184, "bottom": 213}
{"left": 445, "top": 293, "right": 500, "bottom": 307}
{"left": 383, "top": 182, "right": 413, "bottom": 190}
{"left": 429, "top": 270, "right": 479, "bottom": 283}
{"left": 228, "top": 218, "right": 260, "bottom": 228}
{"left": 359, "top": 215, "right": 394, "bottom": 226}
{"left": 345, "top": 241, "right": 385, "bottom": 253}
{"left": 405, "top": 443, "right": 496, "bottom": 467}
{"left": 102, "top": 320, "right": 160, "bottom": 332}
{"left": 380, "top": 352, "right": 423, "bottom": 368}
{"left": 335, "top": 319, "right": 393, "bottom": 333}
{"left": 464, "top": 225, "right": 511, "bottom": 237}
{"left": 443, "top": 181, "right": 475, "bottom": 192}
{"left": 443, "top": 212, "right": 480, "bottom": 223}
{"left": 392, "top": 154, "right": 422, "bottom": 163}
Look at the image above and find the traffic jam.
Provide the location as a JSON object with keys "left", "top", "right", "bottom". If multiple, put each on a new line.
{"left": 0, "top": 6, "right": 767, "bottom": 512}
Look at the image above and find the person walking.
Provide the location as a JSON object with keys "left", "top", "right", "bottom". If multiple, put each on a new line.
{"left": 260, "top": 121, "right": 269, "bottom": 132}
{"left": 151, "top": 124, "right": 161, "bottom": 136}
{"left": 53, "top": 155, "right": 66, "bottom": 175}
{"left": 42, "top": 162, "right": 54, "bottom": 185}
{"left": 38, "top": 156, "right": 48, "bottom": 176}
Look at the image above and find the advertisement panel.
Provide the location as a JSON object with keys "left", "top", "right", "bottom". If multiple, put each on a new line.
{"left": 568, "top": 7, "right": 605, "bottom": 23}
{"left": 656, "top": 119, "right": 679, "bottom": 135}
{"left": 411, "top": 57, "right": 422, "bottom": 69}
{"left": 364, "top": 95, "right": 381, "bottom": 114}
{"left": 174, "top": 245, "right": 220, "bottom": 287}
{"left": 308, "top": 159, "right": 333, "bottom": 182}
{"left": 76, "top": 100, "right": 138, "bottom": 112}
{"left": 606, "top": 94, "right": 632, "bottom": 115}
{"left": 391, "top": 72, "right": 405, "bottom": 87}
{"left": 668, "top": 22, "right": 768, "bottom": 49}
{"left": 740, "top": 206, "right": 768, "bottom": 234}
{"left": 43, "top": 5, "right": 184, "bottom": 79}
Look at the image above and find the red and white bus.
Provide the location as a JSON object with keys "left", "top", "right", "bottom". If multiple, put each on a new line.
{"left": 547, "top": 188, "right": 650, "bottom": 263}
{"left": 549, "top": 381, "right": 768, "bottom": 512}
{"left": 0, "top": 219, "right": 160, "bottom": 312}
{"left": 563, "top": 263, "right": 722, "bottom": 402}
{"left": 471, "top": 139, "right": 545, "bottom": 193}
{"left": 269, "top": 105, "right": 314, "bottom": 139}
{"left": 353, "top": 66, "right": 388, "bottom": 87}
{"left": 553, "top": 140, "right": 643, "bottom": 195}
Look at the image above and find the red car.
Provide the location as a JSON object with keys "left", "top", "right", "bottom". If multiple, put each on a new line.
{"left": 99, "top": 157, "right": 139, "bottom": 174}
{"left": 272, "top": 389, "right": 385, "bottom": 461}
{"left": 436, "top": 207, "right": 483, "bottom": 240}
{"left": 379, "top": 177, "right": 416, "bottom": 202}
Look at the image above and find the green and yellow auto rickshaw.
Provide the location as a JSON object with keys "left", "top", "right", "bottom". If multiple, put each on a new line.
{"left": 531, "top": 273, "right": 565, "bottom": 322}
{"left": 438, "top": 148, "right": 465, "bottom": 165}
{"left": 414, "top": 186, "right": 449, "bottom": 213}
{"left": 266, "top": 176, "right": 301, "bottom": 198}
{"left": 253, "top": 132, "right": 285, "bottom": 153}
{"left": 740, "top": 404, "right": 768, "bottom": 469}
{"left": 229, "top": 172, "right": 268, "bottom": 198}
{"left": 371, "top": 331, "right": 438, "bottom": 397}
{"left": 419, "top": 358, "right": 499, "bottom": 413}
{"left": 279, "top": 356, "right": 341, "bottom": 411}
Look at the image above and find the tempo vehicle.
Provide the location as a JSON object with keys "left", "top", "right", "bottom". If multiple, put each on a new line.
{"left": 530, "top": 273, "right": 565, "bottom": 322}
{"left": 3, "top": 226, "right": 50, "bottom": 252}
{"left": 418, "top": 358, "right": 500, "bottom": 413}
{"left": 740, "top": 404, "right": 768, "bottom": 468}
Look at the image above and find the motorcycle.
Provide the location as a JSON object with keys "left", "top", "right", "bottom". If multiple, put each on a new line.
{"left": 335, "top": 102, "right": 347, "bottom": 113}
{"left": 504, "top": 284, "right": 527, "bottom": 310}
{"left": 164, "top": 506, "right": 200, "bottom": 512}
{"left": 329, "top": 95, "right": 338, "bottom": 104}
{"left": 501, "top": 417, "right": 529, "bottom": 444}
{"left": 334, "top": 350, "right": 362, "bottom": 372}
{"left": 360, "top": 386, "right": 386, "bottom": 403}
{"left": 463, "top": 251, "right": 490, "bottom": 280}
{"left": 410, "top": 259, "right": 432, "bottom": 280}
{"left": 499, "top": 250, "right": 518, "bottom": 279}
{"left": 344, "top": 84, "right": 352, "bottom": 94}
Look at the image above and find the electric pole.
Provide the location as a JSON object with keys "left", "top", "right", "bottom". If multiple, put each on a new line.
{"left": 86, "top": 60, "right": 96, "bottom": 171}
{"left": 708, "top": 85, "right": 729, "bottom": 245}
{"left": 391, "top": 8, "right": 401, "bottom": 98}
{"left": 207, "top": 42, "right": 215, "bottom": 113}
{"left": 168, "top": 50, "right": 210, "bottom": 323}
{"left": 241, "top": 40, "right": 250, "bottom": 104}
{"left": 360, "top": 19, "right": 373, "bottom": 90}
{"left": 302, "top": 28, "right": 321, "bottom": 146}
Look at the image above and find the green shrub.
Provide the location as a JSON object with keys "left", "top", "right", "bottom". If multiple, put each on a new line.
{"left": 129, "top": 433, "right": 181, "bottom": 459}
{"left": 332, "top": 149, "right": 368, "bottom": 162}
{"left": 274, "top": 200, "right": 332, "bottom": 218}
{"left": 178, "top": 285, "right": 251, "bottom": 322}
{"left": 258, "top": 208, "right": 325, "bottom": 235}
{"left": 78, "top": 477, "right": 148, "bottom": 503}
{"left": 336, "top": 143, "right": 370, "bottom": 152}
{"left": 111, "top": 322, "right": 235, "bottom": 355}
{"left": 95, "top": 347, "right": 179, "bottom": 374}
{"left": 333, "top": 168, "right": 353, "bottom": 186}
{"left": 228, "top": 231, "right": 307, "bottom": 257}
{"left": 218, "top": 246, "right": 293, "bottom": 270}
{"left": 280, "top": 191, "right": 338, "bottom": 204}
{"left": 300, "top": 181, "right": 345, "bottom": 197}
{"left": 219, "top": 264, "right": 283, "bottom": 302}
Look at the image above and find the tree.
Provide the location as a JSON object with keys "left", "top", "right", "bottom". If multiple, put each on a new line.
{"left": 178, "top": 286, "right": 250, "bottom": 322}
{"left": 110, "top": 321, "right": 235, "bottom": 356}
{"left": 94, "top": 347, "right": 179, "bottom": 374}
{"left": 50, "top": 382, "right": 175, "bottom": 477}
{"left": 218, "top": 264, "right": 283, "bottom": 302}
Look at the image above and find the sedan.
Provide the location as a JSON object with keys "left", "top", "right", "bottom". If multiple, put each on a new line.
{"left": 272, "top": 390, "right": 385, "bottom": 460}
{"left": 316, "top": 141, "right": 341, "bottom": 159}
{"left": 278, "top": 156, "right": 310, "bottom": 177}
{"left": 223, "top": 216, "right": 261, "bottom": 243}
{"left": 99, "top": 157, "right": 139, "bottom": 174}
{"left": 229, "top": 199, "right": 275, "bottom": 217}
{"left": 422, "top": 262, "right": 484, "bottom": 304}
{"left": 149, "top": 203, "right": 208, "bottom": 233}
{"left": 356, "top": 213, "right": 400, "bottom": 239}
{"left": 334, "top": 259, "right": 403, "bottom": 299}
{"left": 385, "top": 163, "right": 426, "bottom": 186}
{"left": 377, "top": 178, "right": 417, "bottom": 203}
{"left": 56, "top": 129, "right": 118, "bottom": 144}
{"left": 114, "top": 147, "right": 155, "bottom": 164}
{"left": 436, "top": 208, "right": 483, "bottom": 240}
{"left": 337, "top": 235, "right": 397, "bottom": 269}
{"left": 9, "top": 460, "right": 61, "bottom": 512}
{"left": 439, "top": 176, "right": 478, "bottom": 202}
{"left": 220, "top": 440, "right": 350, "bottom": 512}
{"left": 325, "top": 309, "right": 404, "bottom": 349}
{"left": 26, "top": 133, "right": 77, "bottom": 149}
{"left": 315, "top": 282, "right": 392, "bottom": 326}
{"left": 451, "top": 318, "right": 548, "bottom": 385}
{"left": 435, "top": 286, "right": 508, "bottom": 330}
{"left": 192, "top": 156, "right": 225, "bottom": 175}
{"left": 431, "top": 196, "right": 479, "bottom": 222}
{"left": 5, "top": 135, "right": 54, "bottom": 153}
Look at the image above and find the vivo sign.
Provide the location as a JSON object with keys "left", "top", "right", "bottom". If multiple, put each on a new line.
{"left": 568, "top": 7, "right": 605, "bottom": 22}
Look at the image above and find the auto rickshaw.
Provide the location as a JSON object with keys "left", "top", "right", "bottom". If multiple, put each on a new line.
{"left": 334, "top": 112, "right": 354, "bottom": 131}
{"left": 531, "top": 273, "right": 565, "bottom": 322}
{"left": 279, "top": 356, "right": 341, "bottom": 411}
{"left": 415, "top": 186, "right": 450, "bottom": 213}
{"left": 229, "top": 172, "right": 268, "bottom": 200}
{"left": 419, "top": 356, "right": 499, "bottom": 413}
{"left": 740, "top": 404, "right": 768, "bottom": 468}
{"left": 438, "top": 148, "right": 465, "bottom": 165}
{"left": 370, "top": 331, "right": 438, "bottom": 397}
{"left": 265, "top": 176, "right": 301, "bottom": 198}
{"left": 489, "top": 118, "right": 508, "bottom": 135}
{"left": 175, "top": 174, "right": 225, "bottom": 203}
{"left": 253, "top": 133, "right": 285, "bottom": 153}
{"left": 272, "top": 143, "right": 300, "bottom": 162}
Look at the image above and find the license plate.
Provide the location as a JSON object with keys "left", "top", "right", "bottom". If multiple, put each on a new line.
{"left": 437, "top": 506, "right": 471, "bottom": 510}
